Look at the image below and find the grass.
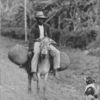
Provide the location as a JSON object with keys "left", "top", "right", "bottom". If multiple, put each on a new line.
{"left": 0, "top": 33, "right": 100, "bottom": 100}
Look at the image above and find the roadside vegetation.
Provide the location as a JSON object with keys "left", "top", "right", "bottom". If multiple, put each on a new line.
{"left": 0, "top": 0, "right": 100, "bottom": 49}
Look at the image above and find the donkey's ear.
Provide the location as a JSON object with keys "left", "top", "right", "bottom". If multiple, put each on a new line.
{"left": 49, "top": 38, "right": 57, "bottom": 45}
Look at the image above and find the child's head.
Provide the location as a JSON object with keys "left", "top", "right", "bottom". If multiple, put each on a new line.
{"left": 86, "top": 76, "right": 95, "bottom": 85}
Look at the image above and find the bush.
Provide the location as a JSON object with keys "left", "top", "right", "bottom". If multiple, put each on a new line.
{"left": 1, "top": 27, "right": 31, "bottom": 40}
{"left": 1, "top": 26, "right": 97, "bottom": 50}
{"left": 65, "top": 30, "right": 97, "bottom": 49}
{"left": 50, "top": 27, "right": 97, "bottom": 49}
{"left": 51, "top": 28, "right": 61, "bottom": 45}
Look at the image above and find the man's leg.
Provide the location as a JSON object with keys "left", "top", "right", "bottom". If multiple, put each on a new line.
{"left": 49, "top": 45, "right": 60, "bottom": 71}
{"left": 31, "top": 42, "right": 40, "bottom": 72}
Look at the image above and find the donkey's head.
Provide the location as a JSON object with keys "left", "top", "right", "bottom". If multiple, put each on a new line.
{"left": 40, "top": 37, "right": 56, "bottom": 59}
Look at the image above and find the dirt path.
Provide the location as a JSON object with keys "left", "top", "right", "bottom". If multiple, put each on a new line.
{"left": 0, "top": 36, "right": 99, "bottom": 100}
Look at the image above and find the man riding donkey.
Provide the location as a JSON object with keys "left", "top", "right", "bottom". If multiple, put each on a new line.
{"left": 28, "top": 11, "right": 60, "bottom": 80}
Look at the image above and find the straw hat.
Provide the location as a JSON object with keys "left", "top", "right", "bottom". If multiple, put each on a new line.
{"left": 35, "top": 11, "right": 47, "bottom": 19}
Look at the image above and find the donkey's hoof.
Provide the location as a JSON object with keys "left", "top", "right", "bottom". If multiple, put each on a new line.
{"left": 32, "top": 73, "right": 38, "bottom": 81}
{"left": 19, "top": 64, "right": 23, "bottom": 68}
{"left": 32, "top": 77, "right": 38, "bottom": 81}
{"left": 45, "top": 98, "right": 47, "bottom": 100}
{"left": 28, "top": 87, "right": 32, "bottom": 93}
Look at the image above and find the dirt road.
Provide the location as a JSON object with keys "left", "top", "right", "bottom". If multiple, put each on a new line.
{"left": 0, "top": 36, "right": 99, "bottom": 100}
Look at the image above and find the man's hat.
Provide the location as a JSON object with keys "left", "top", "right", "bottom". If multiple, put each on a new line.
{"left": 35, "top": 11, "right": 47, "bottom": 19}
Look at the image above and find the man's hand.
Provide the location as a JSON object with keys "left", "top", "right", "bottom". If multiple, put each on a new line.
{"left": 35, "top": 38, "right": 41, "bottom": 42}
{"left": 28, "top": 51, "right": 33, "bottom": 59}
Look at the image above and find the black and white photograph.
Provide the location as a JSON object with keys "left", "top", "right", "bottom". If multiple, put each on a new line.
{"left": 0, "top": 0, "right": 100, "bottom": 100}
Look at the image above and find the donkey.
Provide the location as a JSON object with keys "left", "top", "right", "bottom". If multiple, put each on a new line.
{"left": 27, "top": 37, "right": 70, "bottom": 99}
{"left": 8, "top": 37, "right": 70, "bottom": 97}
{"left": 35, "top": 37, "right": 56, "bottom": 100}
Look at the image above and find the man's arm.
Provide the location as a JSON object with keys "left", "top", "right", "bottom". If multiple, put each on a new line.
{"left": 46, "top": 24, "right": 52, "bottom": 38}
{"left": 28, "top": 26, "right": 35, "bottom": 52}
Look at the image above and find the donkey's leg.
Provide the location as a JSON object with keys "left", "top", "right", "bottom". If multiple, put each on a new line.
{"left": 43, "top": 73, "right": 48, "bottom": 100}
{"left": 37, "top": 79, "right": 39, "bottom": 95}
{"left": 37, "top": 79, "right": 40, "bottom": 100}
{"left": 28, "top": 73, "right": 32, "bottom": 93}
{"left": 37, "top": 73, "right": 42, "bottom": 100}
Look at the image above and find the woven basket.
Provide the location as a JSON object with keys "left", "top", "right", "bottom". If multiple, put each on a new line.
{"left": 8, "top": 44, "right": 28, "bottom": 65}
{"left": 59, "top": 52, "right": 70, "bottom": 71}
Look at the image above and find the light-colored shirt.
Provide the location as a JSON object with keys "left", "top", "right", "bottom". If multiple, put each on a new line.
{"left": 39, "top": 25, "right": 44, "bottom": 39}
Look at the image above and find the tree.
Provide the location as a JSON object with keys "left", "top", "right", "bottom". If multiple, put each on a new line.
{"left": 24, "top": 0, "right": 27, "bottom": 41}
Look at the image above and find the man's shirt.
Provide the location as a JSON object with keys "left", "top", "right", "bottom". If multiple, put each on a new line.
{"left": 39, "top": 25, "right": 44, "bottom": 39}
{"left": 29, "top": 23, "right": 51, "bottom": 51}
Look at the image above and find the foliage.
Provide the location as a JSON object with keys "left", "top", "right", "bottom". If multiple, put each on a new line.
{"left": 44, "top": 0, "right": 99, "bottom": 49}
{"left": 61, "top": 29, "right": 98, "bottom": 49}
{"left": 1, "top": 27, "right": 30, "bottom": 39}
{"left": 1, "top": 0, "right": 99, "bottom": 29}
{"left": 0, "top": 0, "right": 100, "bottom": 49}
{"left": 45, "top": 0, "right": 99, "bottom": 31}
